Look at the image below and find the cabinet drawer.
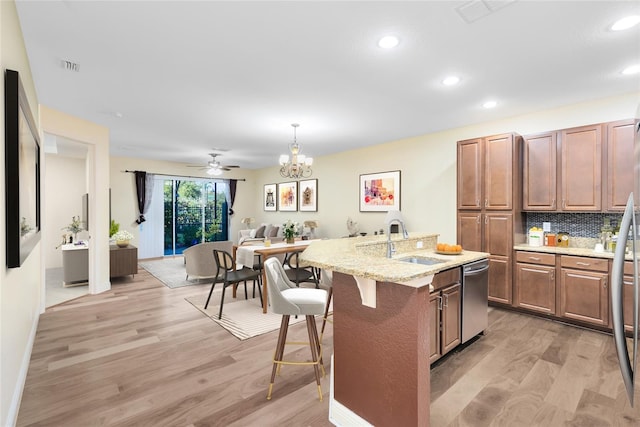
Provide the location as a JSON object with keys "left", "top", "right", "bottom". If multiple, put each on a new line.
{"left": 516, "top": 251, "right": 555, "bottom": 266}
{"left": 560, "top": 255, "right": 608, "bottom": 272}
{"left": 431, "top": 266, "right": 461, "bottom": 291}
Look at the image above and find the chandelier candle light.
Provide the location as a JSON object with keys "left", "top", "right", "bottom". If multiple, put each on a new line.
{"left": 279, "top": 123, "right": 313, "bottom": 178}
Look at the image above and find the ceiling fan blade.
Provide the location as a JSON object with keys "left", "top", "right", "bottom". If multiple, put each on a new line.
{"left": 224, "top": 165, "right": 240, "bottom": 168}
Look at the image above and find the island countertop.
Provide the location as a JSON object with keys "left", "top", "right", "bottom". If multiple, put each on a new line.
{"left": 300, "top": 233, "right": 489, "bottom": 283}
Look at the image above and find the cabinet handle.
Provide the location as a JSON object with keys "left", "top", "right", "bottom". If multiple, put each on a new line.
{"left": 528, "top": 257, "right": 541, "bottom": 261}
{"left": 476, "top": 215, "right": 481, "bottom": 224}
{"left": 562, "top": 199, "right": 566, "bottom": 209}
{"left": 604, "top": 278, "right": 608, "bottom": 289}
{"left": 552, "top": 199, "right": 556, "bottom": 209}
{"left": 551, "top": 270, "right": 555, "bottom": 281}
{"left": 576, "top": 262, "right": 590, "bottom": 266}
{"left": 485, "top": 216, "right": 489, "bottom": 224}
{"left": 485, "top": 198, "right": 488, "bottom": 207}
{"left": 437, "top": 295, "right": 443, "bottom": 310}
{"left": 444, "top": 294, "right": 449, "bottom": 308}
{"left": 476, "top": 198, "right": 480, "bottom": 207}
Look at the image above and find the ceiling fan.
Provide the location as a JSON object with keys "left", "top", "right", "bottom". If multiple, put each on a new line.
{"left": 188, "top": 153, "right": 239, "bottom": 176}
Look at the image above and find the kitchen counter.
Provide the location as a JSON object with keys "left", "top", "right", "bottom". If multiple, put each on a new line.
{"left": 514, "top": 244, "right": 633, "bottom": 261}
{"left": 300, "top": 233, "right": 489, "bottom": 284}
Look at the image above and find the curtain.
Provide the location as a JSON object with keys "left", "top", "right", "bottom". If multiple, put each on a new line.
{"left": 227, "top": 179, "right": 237, "bottom": 216}
{"left": 134, "top": 171, "right": 154, "bottom": 224}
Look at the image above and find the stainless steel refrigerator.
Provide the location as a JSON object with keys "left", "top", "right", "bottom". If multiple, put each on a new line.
{"left": 611, "top": 113, "right": 640, "bottom": 406}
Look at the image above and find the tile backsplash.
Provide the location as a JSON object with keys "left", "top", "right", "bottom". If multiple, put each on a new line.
{"left": 526, "top": 212, "right": 624, "bottom": 238}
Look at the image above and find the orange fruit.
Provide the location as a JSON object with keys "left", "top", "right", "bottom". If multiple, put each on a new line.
{"left": 455, "top": 244, "right": 462, "bottom": 252}
{"left": 437, "top": 243, "right": 444, "bottom": 251}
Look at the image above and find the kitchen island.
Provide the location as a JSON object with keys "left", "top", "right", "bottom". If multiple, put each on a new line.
{"left": 300, "top": 234, "right": 488, "bottom": 426}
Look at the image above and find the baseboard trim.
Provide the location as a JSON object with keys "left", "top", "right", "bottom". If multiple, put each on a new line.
{"left": 6, "top": 311, "right": 40, "bottom": 426}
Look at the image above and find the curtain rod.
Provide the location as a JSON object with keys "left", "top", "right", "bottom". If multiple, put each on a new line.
{"left": 123, "top": 170, "right": 246, "bottom": 181}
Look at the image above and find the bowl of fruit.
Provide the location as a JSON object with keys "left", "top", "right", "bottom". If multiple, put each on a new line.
{"left": 436, "top": 243, "right": 463, "bottom": 255}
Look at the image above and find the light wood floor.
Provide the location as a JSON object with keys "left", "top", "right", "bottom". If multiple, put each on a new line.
{"left": 17, "top": 268, "right": 640, "bottom": 426}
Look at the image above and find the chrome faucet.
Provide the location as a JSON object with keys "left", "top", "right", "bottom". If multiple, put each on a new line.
{"left": 386, "top": 219, "right": 409, "bottom": 258}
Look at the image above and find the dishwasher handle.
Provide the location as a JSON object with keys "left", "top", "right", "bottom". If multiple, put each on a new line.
{"left": 464, "top": 265, "right": 489, "bottom": 276}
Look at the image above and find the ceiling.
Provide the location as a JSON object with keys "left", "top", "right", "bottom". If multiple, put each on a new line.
{"left": 15, "top": 1, "right": 640, "bottom": 169}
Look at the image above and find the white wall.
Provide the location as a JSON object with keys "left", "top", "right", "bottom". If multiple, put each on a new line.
{"left": 44, "top": 155, "right": 88, "bottom": 268}
{"left": 1, "top": 1, "right": 42, "bottom": 425}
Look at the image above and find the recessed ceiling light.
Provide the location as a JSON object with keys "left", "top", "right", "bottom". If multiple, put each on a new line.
{"left": 622, "top": 64, "right": 640, "bottom": 75}
{"left": 482, "top": 100, "right": 497, "bottom": 109}
{"left": 442, "top": 76, "right": 461, "bottom": 86}
{"left": 378, "top": 36, "right": 399, "bottom": 49}
{"left": 611, "top": 15, "right": 640, "bottom": 31}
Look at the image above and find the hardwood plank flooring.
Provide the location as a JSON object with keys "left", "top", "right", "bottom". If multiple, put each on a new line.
{"left": 17, "top": 268, "right": 640, "bottom": 426}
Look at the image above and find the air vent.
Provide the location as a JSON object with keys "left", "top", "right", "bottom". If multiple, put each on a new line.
{"left": 456, "top": 0, "right": 516, "bottom": 24}
{"left": 61, "top": 60, "right": 80, "bottom": 72}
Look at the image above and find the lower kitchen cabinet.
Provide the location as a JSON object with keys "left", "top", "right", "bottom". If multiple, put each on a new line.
{"left": 623, "top": 261, "right": 637, "bottom": 332}
{"left": 514, "top": 252, "right": 556, "bottom": 315}
{"left": 488, "top": 256, "right": 511, "bottom": 305}
{"left": 559, "top": 256, "right": 609, "bottom": 327}
{"left": 429, "top": 267, "right": 462, "bottom": 364}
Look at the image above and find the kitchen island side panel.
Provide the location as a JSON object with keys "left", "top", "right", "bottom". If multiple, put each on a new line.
{"left": 333, "top": 272, "right": 430, "bottom": 426}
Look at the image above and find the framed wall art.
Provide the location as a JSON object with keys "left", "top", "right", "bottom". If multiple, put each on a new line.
{"left": 299, "top": 179, "right": 317, "bottom": 212}
{"left": 278, "top": 181, "right": 298, "bottom": 212}
{"left": 5, "top": 69, "right": 41, "bottom": 268}
{"left": 263, "top": 183, "right": 277, "bottom": 211}
{"left": 359, "top": 170, "right": 401, "bottom": 212}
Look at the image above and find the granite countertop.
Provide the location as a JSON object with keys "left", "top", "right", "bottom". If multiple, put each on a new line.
{"left": 300, "top": 233, "right": 489, "bottom": 284}
{"left": 514, "top": 244, "right": 633, "bottom": 261}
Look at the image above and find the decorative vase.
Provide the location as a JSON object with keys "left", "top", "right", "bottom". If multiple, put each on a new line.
{"left": 286, "top": 237, "right": 294, "bottom": 244}
{"left": 116, "top": 239, "right": 130, "bottom": 248}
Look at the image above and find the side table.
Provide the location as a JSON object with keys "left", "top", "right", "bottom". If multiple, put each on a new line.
{"left": 110, "top": 245, "right": 138, "bottom": 278}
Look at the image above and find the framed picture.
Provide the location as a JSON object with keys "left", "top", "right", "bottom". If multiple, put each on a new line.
{"left": 299, "top": 179, "right": 318, "bottom": 212}
{"left": 5, "top": 69, "right": 41, "bottom": 268}
{"left": 263, "top": 183, "right": 277, "bottom": 211}
{"left": 359, "top": 170, "right": 401, "bottom": 212}
{"left": 278, "top": 181, "right": 298, "bottom": 212}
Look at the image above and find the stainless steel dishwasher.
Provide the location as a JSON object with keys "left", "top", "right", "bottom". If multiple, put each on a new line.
{"left": 461, "top": 259, "right": 489, "bottom": 343}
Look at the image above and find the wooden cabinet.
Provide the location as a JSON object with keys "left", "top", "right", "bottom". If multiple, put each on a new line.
{"left": 429, "top": 268, "right": 461, "bottom": 364}
{"left": 560, "top": 124, "right": 603, "bottom": 211}
{"left": 457, "top": 133, "right": 523, "bottom": 306}
{"left": 110, "top": 245, "right": 138, "bottom": 278}
{"left": 514, "top": 252, "right": 556, "bottom": 315}
{"left": 559, "top": 255, "right": 609, "bottom": 327}
{"left": 523, "top": 132, "right": 557, "bottom": 210}
{"left": 606, "top": 119, "right": 636, "bottom": 211}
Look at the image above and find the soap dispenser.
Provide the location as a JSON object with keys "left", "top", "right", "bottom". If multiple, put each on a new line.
{"left": 600, "top": 218, "right": 613, "bottom": 252}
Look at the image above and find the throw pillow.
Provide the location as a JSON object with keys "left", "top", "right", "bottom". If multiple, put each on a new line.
{"left": 249, "top": 229, "right": 257, "bottom": 238}
{"left": 264, "top": 224, "right": 274, "bottom": 237}
{"left": 255, "top": 225, "right": 266, "bottom": 238}
{"left": 268, "top": 226, "right": 279, "bottom": 237}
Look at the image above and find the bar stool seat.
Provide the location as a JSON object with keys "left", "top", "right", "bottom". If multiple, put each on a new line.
{"left": 264, "top": 257, "right": 327, "bottom": 401}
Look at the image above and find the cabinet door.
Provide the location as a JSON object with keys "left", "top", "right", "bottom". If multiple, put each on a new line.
{"left": 606, "top": 119, "right": 636, "bottom": 211}
{"left": 441, "top": 284, "right": 461, "bottom": 355}
{"left": 523, "top": 132, "right": 557, "bottom": 210}
{"left": 110, "top": 246, "right": 138, "bottom": 278}
{"left": 457, "top": 212, "right": 482, "bottom": 252}
{"left": 515, "top": 262, "right": 556, "bottom": 315}
{"left": 457, "top": 139, "right": 483, "bottom": 210}
{"left": 484, "top": 213, "right": 513, "bottom": 257}
{"left": 559, "top": 268, "right": 608, "bottom": 326}
{"left": 429, "top": 292, "right": 442, "bottom": 364}
{"left": 488, "top": 255, "right": 512, "bottom": 305}
{"left": 560, "top": 124, "right": 602, "bottom": 211}
{"left": 484, "top": 134, "right": 514, "bottom": 210}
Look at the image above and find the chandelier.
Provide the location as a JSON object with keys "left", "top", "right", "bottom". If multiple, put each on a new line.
{"left": 279, "top": 123, "right": 313, "bottom": 178}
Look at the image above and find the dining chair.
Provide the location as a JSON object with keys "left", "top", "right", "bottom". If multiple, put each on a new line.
{"left": 264, "top": 257, "right": 327, "bottom": 401}
{"left": 283, "top": 250, "right": 318, "bottom": 288}
{"left": 204, "top": 249, "right": 262, "bottom": 320}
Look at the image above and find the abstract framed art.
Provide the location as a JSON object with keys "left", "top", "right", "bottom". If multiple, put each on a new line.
{"left": 299, "top": 179, "right": 317, "bottom": 212}
{"left": 263, "top": 183, "right": 277, "bottom": 211}
{"left": 359, "top": 170, "right": 401, "bottom": 212}
{"left": 278, "top": 181, "right": 297, "bottom": 212}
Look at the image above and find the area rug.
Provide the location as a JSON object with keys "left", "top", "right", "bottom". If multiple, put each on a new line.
{"left": 185, "top": 293, "right": 307, "bottom": 340}
{"left": 139, "top": 257, "right": 211, "bottom": 289}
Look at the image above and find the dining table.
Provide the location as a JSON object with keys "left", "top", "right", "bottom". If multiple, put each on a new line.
{"left": 235, "top": 239, "right": 316, "bottom": 313}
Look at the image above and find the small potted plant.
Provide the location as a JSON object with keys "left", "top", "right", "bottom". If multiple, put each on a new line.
{"left": 282, "top": 220, "right": 300, "bottom": 244}
{"left": 112, "top": 230, "right": 134, "bottom": 248}
{"left": 63, "top": 216, "right": 83, "bottom": 242}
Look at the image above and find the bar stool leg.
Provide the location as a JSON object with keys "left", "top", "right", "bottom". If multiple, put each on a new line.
{"left": 306, "top": 315, "right": 323, "bottom": 401}
{"left": 320, "top": 287, "right": 333, "bottom": 339}
{"left": 267, "top": 315, "right": 290, "bottom": 400}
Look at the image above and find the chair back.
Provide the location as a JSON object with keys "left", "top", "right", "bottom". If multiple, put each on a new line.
{"left": 212, "top": 249, "right": 235, "bottom": 280}
{"left": 264, "top": 257, "right": 300, "bottom": 315}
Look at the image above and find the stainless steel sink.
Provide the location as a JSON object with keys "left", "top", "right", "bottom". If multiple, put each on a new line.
{"left": 397, "top": 256, "right": 445, "bottom": 266}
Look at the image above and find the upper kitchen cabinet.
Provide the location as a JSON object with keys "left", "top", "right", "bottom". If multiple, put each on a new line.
{"left": 523, "top": 132, "right": 557, "bottom": 210}
{"left": 605, "top": 119, "right": 636, "bottom": 211}
{"left": 457, "top": 134, "right": 520, "bottom": 211}
{"left": 457, "top": 138, "right": 483, "bottom": 210}
{"left": 560, "top": 124, "right": 603, "bottom": 211}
